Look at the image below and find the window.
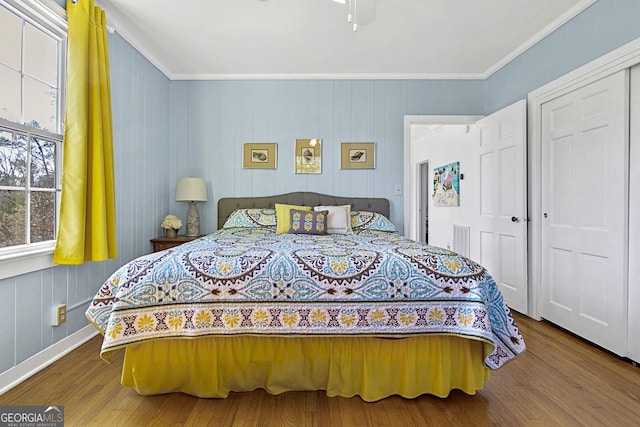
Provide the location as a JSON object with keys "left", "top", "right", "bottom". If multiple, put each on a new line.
{"left": 0, "top": 0, "right": 66, "bottom": 277}
{"left": 0, "top": 123, "right": 61, "bottom": 247}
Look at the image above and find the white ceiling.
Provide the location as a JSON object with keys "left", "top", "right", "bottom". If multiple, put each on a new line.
{"left": 97, "top": 0, "right": 595, "bottom": 80}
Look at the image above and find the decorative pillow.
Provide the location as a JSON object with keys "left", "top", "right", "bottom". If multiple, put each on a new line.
{"left": 314, "top": 205, "right": 352, "bottom": 234}
{"left": 289, "top": 209, "right": 328, "bottom": 235}
{"left": 275, "top": 203, "right": 311, "bottom": 234}
{"left": 351, "top": 211, "right": 397, "bottom": 232}
{"left": 222, "top": 208, "right": 277, "bottom": 229}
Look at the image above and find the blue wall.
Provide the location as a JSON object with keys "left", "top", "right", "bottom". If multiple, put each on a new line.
{"left": 2, "top": 0, "right": 640, "bottom": 378}
{"left": 167, "top": 79, "right": 484, "bottom": 233}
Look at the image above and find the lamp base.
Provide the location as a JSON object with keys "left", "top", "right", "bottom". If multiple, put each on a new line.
{"left": 186, "top": 202, "right": 200, "bottom": 236}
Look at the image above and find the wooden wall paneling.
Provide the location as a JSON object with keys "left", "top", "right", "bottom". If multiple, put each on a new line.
{"left": 349, "top": 81, "right": 373, "bottom": 197}
{"left": 110, "top": 37, "right": 128, "bottom": 262}
{"left": 50, "top": 266, "right": 68, "bottom": 344}
{"left": 330, "top": 81, "right": 344, "bottom": 195}
{"left": 15, "top": 271, "right": 42, "bottom": 363}
{"left": 382, "top": 81, "right": 404, "bottom": 223}
{"left": 71, "top": 263, "right": 97, "bottom": 331}
{"left": 134, "top": 54, "right": 146, "bottom": 257}
{"left": 168, "top": 80, "right": 189, "bottom": 224}
{"left": 316, "top": 80, "right": 334, "bottom": 193}
{"left": 143, "top": 65, "right": 155, "bottom": 243}
{"left": 116, "top": 39, "right": 136, "bottom": 263}
{"left": 0, "top": 277, "right": 16, "bottom": 370}
{"left": 338, "top": 80, "right": 355, "bottom": 196}
{"left": 220, "top": 81, "right": 240, "bottom": 197}
{"left": 40, "top": 268, "right": 53, "bottom": 349}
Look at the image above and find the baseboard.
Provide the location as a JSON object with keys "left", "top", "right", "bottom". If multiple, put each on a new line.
{"left": 0, "top": 325, "right": 98, "bottom": 396}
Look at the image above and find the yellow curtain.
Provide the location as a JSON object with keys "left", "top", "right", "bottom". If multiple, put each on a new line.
{"left": 54, "top": 0, "right": 117, "bottom": 264}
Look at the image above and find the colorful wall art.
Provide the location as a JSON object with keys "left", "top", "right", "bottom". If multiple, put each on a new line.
{"left": 432, "top": 161, "right": 460, "bottom": 207}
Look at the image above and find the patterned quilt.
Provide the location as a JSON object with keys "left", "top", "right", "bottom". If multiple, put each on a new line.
{"left": 86, "top": 227, "right": 525, "bottom": 368}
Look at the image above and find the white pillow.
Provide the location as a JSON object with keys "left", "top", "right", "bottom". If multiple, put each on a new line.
{"left": 314, "top": 205, "right": 352, "bottom": 234}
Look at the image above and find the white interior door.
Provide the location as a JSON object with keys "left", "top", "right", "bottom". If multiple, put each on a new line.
{"left": 541, "top": 70, "right": 628, "bottom": 356}
{"left": 473, "top": 100, "right": 528, "bottom": 314}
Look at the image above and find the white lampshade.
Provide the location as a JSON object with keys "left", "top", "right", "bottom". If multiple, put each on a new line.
{"left": 175, "top": 177, "right": 207, "bottom": 202}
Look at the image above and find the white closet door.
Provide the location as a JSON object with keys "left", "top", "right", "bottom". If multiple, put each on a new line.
{"left": 541, "top": 70, "right": 629, "bottom": 356}
{"left": 474, "top": 100, "right": 528, "bottom": 314}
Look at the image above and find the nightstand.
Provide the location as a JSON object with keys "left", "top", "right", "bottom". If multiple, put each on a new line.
{"left": 150, "top": 235, "right": 202, "bottom": 252}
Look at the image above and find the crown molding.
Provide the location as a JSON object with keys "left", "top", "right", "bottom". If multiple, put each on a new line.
{"left": 482, "top": 0, "right": 597, "bottom": 79}
{"left": 98, "top": 0, "right": 597, "bottom": 82}
{"left": 168, "top": 72, "right": 486, "bottom": 81}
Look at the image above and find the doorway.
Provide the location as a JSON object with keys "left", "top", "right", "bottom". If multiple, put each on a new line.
{"left": 403, "top": 102, "right": 528, "bottom": 315}
{"left": 403, "top": 115, "right": 482, "bottom": 243}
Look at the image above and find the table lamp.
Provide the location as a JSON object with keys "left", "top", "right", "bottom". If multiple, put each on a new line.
{"left": 175, "top": 177, "right": 208, "bottom": 236}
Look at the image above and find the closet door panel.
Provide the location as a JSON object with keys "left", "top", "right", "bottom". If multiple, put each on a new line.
{"left": 541, "top": 70, "right": 629, "bottom": 356}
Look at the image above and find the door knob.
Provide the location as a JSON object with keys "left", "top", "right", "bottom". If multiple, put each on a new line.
{"left": 511, "top": 216, "right": 519, "bottom": 222}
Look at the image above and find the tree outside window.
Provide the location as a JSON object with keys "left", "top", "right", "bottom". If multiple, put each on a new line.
{"left": 0, "top": 1, "right": 65, "bottom": 251}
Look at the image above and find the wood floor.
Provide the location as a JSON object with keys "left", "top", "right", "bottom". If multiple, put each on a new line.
{"left": 1, "top": 313, "right": 638, "bottom": 426}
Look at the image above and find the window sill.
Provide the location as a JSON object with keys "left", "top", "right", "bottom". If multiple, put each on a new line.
{"left": 0, "top": 243, "right": 56, "bottom": 280}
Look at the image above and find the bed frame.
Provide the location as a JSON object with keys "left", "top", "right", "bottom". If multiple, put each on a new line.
{"left": 217, "top": 192, "right": 390, "bottom": 229}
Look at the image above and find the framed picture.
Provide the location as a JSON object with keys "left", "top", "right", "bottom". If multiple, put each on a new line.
{"left": 295, "top": 138, "right": 322, "bottom": 174}
{"left": 341, "top": 142, "right": 375, "bottom": 169}
{"left": 243, "top": 143, "right": 277, "bottom": 169}
{"left": 432, "top": 161, "right": 460, "bottom": 207}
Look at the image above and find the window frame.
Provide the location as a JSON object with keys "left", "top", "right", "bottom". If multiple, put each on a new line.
{"left": 0, "top": 0, "right": 67, "bottom": 280}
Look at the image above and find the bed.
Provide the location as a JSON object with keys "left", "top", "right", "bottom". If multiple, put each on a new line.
{"left": 86, "top": 192, "right": 525, "bottom": 401}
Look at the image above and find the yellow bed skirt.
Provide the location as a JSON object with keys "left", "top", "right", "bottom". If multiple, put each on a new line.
{"left": 121, "top": 335, "right": 489, "bottom": 401}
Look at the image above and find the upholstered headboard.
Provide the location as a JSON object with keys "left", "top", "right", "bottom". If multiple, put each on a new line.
{"left": 217, "top": 192, "right": 390, "bottom": 229}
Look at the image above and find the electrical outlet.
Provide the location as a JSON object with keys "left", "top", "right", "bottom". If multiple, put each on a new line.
{"left": 53, "top": 304, "right": 67, "bottom": 326}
